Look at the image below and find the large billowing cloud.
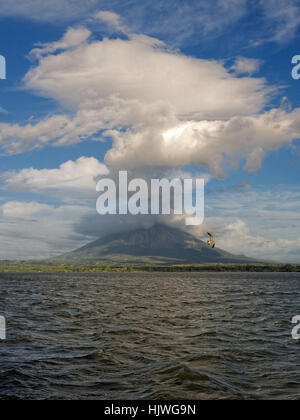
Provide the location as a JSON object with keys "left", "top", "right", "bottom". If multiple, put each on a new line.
{"left": 0, "top": 21, "right": 294, "bottom": 178}
{"left": 105, "top": 108, "right": 300, "bottom": 177}
{"left": 0, "top": 19, "right": 299, "bottom": 177}
{"left": 25, "top": 29, "right": 270, "bottom": 118}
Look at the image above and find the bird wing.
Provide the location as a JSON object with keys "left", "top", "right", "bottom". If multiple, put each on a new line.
{"left": 207, "top": 232, "right": 216, "bottom": 248}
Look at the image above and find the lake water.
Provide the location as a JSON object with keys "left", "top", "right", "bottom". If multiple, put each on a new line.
{"left": 0, "top": 272, "right": 299, "bottom": 400}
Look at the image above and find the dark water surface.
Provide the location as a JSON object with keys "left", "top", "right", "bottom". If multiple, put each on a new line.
{"left": 0, "top": 272, "right": 299, "bottom": 400}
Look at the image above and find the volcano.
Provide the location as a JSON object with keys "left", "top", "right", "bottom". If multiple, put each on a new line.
{"left": 60, "top": 224, "right": 257, "bottom": 264}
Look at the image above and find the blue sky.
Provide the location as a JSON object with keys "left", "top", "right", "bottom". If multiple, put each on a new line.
{"left": 0, "top": 0, "right": 300, "bottom": 261}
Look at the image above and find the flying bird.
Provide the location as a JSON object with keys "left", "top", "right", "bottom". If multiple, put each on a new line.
{"left": 207, "top": 232, "right": 216, "bottom": 249}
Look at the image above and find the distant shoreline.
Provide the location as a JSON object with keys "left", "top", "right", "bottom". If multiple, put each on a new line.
{"left": 0, "top": 261, "right": 299, "bottom": 273}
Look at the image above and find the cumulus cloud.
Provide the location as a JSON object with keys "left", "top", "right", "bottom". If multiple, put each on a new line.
{"left": 216, "top": 219, "right": 300, "bottom": 263}
{"left": 106, "top": 108, "right": 300, "bottom": 177}
{"left": 203, "top": 188, "right": 300, "bottom": 263}
{"left": 0, "top": 114, "right": 79, "bottom": 154}
{"left": 0, "top": 20, "right": 285, "bottom": 181}
{"left": 0, "top": 19, "right": 299, "bottom": 179}
{"left": 0, "top": 201, "right": 93, "bottom": 259}
{"left": 0, "top": 157, "right": 109, "bottom": 201}
{"left": 0, "top": 101, "right": 171, "bottom": 154}
{"left": 0, "top": 24, "right": 279, "bottom": 170}
{"left": 71, "top": 185, "right": 300, "bottom": 263}
{"left": 24, "top": 33, "right": 270, "bottom": 119}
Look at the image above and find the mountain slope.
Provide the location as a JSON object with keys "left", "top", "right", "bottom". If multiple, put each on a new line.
{"left": 60, "top": 224, "right": 257, "bottom": 264}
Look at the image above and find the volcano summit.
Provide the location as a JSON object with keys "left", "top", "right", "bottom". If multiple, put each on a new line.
{"left": 61, "top": 224, "right": 257, "bottom": 265}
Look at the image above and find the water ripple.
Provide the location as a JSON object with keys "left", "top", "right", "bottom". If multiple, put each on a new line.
{"left": 0, "top": 272, "right": 299, "bottom": 400}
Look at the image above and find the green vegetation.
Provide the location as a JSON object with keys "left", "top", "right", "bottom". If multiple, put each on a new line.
{"left": 0, "top": 260, "right": 299, "bottom": 273}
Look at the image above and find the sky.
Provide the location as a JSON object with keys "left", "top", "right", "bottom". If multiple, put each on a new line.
{"left": 0, "top": 0, "right": 300, "bottom": 262}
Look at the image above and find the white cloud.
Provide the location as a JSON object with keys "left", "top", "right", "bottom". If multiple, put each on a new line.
{"left": 1, "top": 22, "right": 299, "bottom": 178}
{"left": 0, "top": 26, "right": 275, "bottom": 162}
{"left": 0, "top": 15, "right": 299, "bottom": 182}
{"left": 30, "top": 27, "right": 91, "bottom": 59}
{"left": 0, "top": 201, "right": 93, "bottom": 259}
{"left": 231, "top": 57, "right": 262, "bottom": 75}
{"left": 93, "top": 10, "right": 126, "bottom": 33}
{"left": 0, "top": 157, "right": 109, "bottom": 201}
{"left": 0, "top": 114, "right": 85, "bottom": 154}
{"left": 259, "top": 0, "right": 300, "bottom": 43}
{"left": 105, "top": 108, "right": 300, "bottom": 177}
{"left": 216, "top": 219, "right": 300, "bottom": 263}
{"left": 203, "top": 188, "right": 300, "bottom": 263}
{"left": 24, "top": 33, "right": 270, "bottom": 119}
